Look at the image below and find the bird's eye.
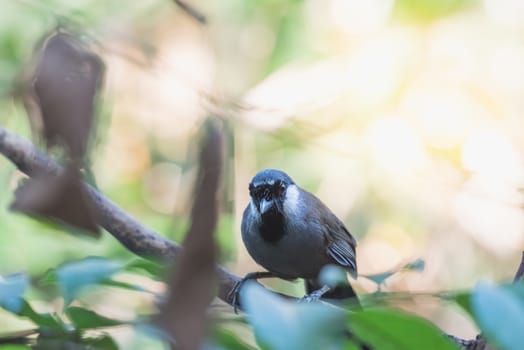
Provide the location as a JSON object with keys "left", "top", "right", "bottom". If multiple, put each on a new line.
{"left": 278, "top": 184, "right": 286, "bottom": 195}
{"left": 253, "top": 187, "right": 265, "bottom": 198}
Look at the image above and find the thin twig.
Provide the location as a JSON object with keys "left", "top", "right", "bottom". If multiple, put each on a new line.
{"left": 513, "top": 251, "right": 524, "bottom": 282}
{"left": 173, "top": 0, "right": 207, "bottom": 24}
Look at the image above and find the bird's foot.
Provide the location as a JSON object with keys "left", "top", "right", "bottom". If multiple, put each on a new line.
{"left": 228, "top": 279, "right": 245, "bottom": 314}
{"left": 299, "top": 285, "right": 331, "bottom": 303}
{"left": 227, "top": 271, "right": 273, "bottom": 314}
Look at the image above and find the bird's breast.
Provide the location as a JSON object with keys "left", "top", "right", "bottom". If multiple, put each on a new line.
{"left": 258, "top": 212, "right": 286, "bottom": 243}
{"left": 241, "top": 212, "right": 328, "bottom": 279}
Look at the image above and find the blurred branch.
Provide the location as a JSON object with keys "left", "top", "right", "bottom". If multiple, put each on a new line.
{"left": 0, "top": 126, "right": 238, "bottom": 302}
{"left": 0, "top": 329, "right": 37, "bottom": 345}
{"left": 447, "top": 335, "right": 488, "bottom": 350}
{"left": 1, "top": 126, "right": 522, "bottom": 350}
{"left": 158, "top": 121, "right": 223, "bottom": 349}
{"left": 173, "top": 0, "right": 207, "bottom": 24}
{"left": 514, "top": 251, "right": 524, "bottom": 282}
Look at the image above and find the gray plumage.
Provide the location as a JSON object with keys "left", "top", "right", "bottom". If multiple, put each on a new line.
{"left": 241, "top": 169, "right": 358, "bottom": 300}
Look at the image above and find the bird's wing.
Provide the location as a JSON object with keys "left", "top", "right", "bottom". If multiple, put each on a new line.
{"left": 325, "top": 222, "right": 358, "bottom": 278}
{"left": 302, "top": 190, "right": 358, "bottom": 278}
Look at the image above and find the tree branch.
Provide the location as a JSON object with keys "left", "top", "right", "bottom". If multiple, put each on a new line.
{"left": 173, "top": 0, "right": 207, "bottom": 24}
{"left": 0, "top": 126, "right": 239, "bottom": 304}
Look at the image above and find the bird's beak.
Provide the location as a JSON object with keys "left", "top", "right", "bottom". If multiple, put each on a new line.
{"left": 259, "top": 198, "right": 273, "bottom": 215}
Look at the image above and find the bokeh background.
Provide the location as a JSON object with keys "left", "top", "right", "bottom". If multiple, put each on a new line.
{"left": 1, "top": 0, "right": 524, "bottom": 345}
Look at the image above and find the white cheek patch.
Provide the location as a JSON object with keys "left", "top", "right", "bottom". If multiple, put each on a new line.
{"left": 284, "top": 185, "right": 300, "bottom": 216}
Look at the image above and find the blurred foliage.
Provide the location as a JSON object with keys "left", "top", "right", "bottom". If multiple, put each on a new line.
{"left": 0, "top": 0, "right": 162, "bottom": 97}
{"left": 0, "top": 259, "right": 523, "bottom": 349}
{"left": 1, "top": 0, "right": 524, "bottom": 348}
{"left": 393, "top": 0, "right": 477, "bottom": 21}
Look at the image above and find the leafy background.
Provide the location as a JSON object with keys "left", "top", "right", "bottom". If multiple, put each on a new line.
{"left": 0, "top": 0, "right": 524, "bottom": 349}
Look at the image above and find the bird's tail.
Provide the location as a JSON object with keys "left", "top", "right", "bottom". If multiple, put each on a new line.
{"left": 305, "top": 277, "right": 359, "bottom": 304}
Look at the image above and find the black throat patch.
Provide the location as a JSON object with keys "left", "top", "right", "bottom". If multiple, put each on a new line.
{"left": 259, "top": 210, "right": 286, "bottom": 243}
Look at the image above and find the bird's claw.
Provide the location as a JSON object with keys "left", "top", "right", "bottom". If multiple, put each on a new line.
{"left": 227, "top": 272, "right": 275, "bottom": 313}
{"left": 299, "top": 285, "right": 331, "bottom": 303}
{"left": 300, "top": 290, "right": 324, "bottom": 303}
{"left": 227, "top": 279, "right": 245, "bottom": 314}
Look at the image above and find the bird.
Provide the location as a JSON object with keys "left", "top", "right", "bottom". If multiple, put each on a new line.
{"left": 231, "top": 168, "right": 359, "bottom": 310}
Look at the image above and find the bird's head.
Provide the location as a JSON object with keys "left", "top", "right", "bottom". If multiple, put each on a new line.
{"left": 248, "top": 169, "right": 294, "bottom": 217}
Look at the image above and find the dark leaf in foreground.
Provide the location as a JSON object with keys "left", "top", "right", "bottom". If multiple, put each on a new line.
{"left": 34, "top": 333, "right": 118, "bottom": 350}
{"left": 348, "top": 308, "right": 459, "bottom": 350}
{"left": 17, "top": 300, "right": 64, "bottom": 331}
{"left": 0, "top": 329, "right": 35, "bottom": 347}
{"left": 30, "top": 31, "right": 103, "bottom": 159}
{"left": 453, "top": 292, "right": 474, "bottom": 319}
{"left": 125, "top": 258, "right": 167, "bottom": 279}
{"left": 158, "top": 120, "right": 224, "bottom": 349}
{"left": 79, "top": 334, "right": 119, "bottom": 350}
{"left": 212, "top": 327, "right": 257, "bottom": 350}
{"left": 471, "top": 282, "right": 524, "bottom": 350}
{"left": 10, "top": 168, "right": 99, "bottom": 235}
{"left": 66, "top": 306, "right": 129, "bottom": 330}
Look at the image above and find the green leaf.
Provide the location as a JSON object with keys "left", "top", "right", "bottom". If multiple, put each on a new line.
{"left": 0, "top": 346, "right": 31, "bottom": 350}
{"left": 348, "top": 308, "right": 459, "bottom": 350}
{"left": 99, "top": 279, "right": 153, "bottom": 294}
{"left": 54, "top": 257, "right": 124, "bottom": 304}
{"left": 82, "top": 334, "right": 118, "bottom": 350}
{"left": 212, "top": 327, "right": 257, "bottom": 350}
{"left": 402, "top": 259, "right": 425, "bottom": 272}
{"left": 34, "top": 333, "right": 119, "bottom": 350}
{"left": 394, "top": 0, "right": 472, "bottom": 21}
{"left": 453, "top": 292, "right": 473, "bottom": 319}
{"left": 241, "top": 282, "right": 347, "bottom": 350}
{"left": 67, "top": 306, "right": 129, "bottom": 330}
{"left": 38, "top": 269, "right": 57, "bottom": 285}
{"left": 0, "top": 288, "right": 63, "bottom": 331}
{"left": 18, "top": 300, "right": 64, "bottom": 330}
{"left": 81, "top": 334, "right": 119, "bottom": 350}
{"left": 0, "top": 273, "right": 28, "bottom": 313}
{"left": 125, "top": 259, "right": 166, "bottom": 279}
{"left": 472, "top": 281, "right": 524, "bottom": 350}
{"left": 343, "top": 341, "right": 362, "bottom": 350}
